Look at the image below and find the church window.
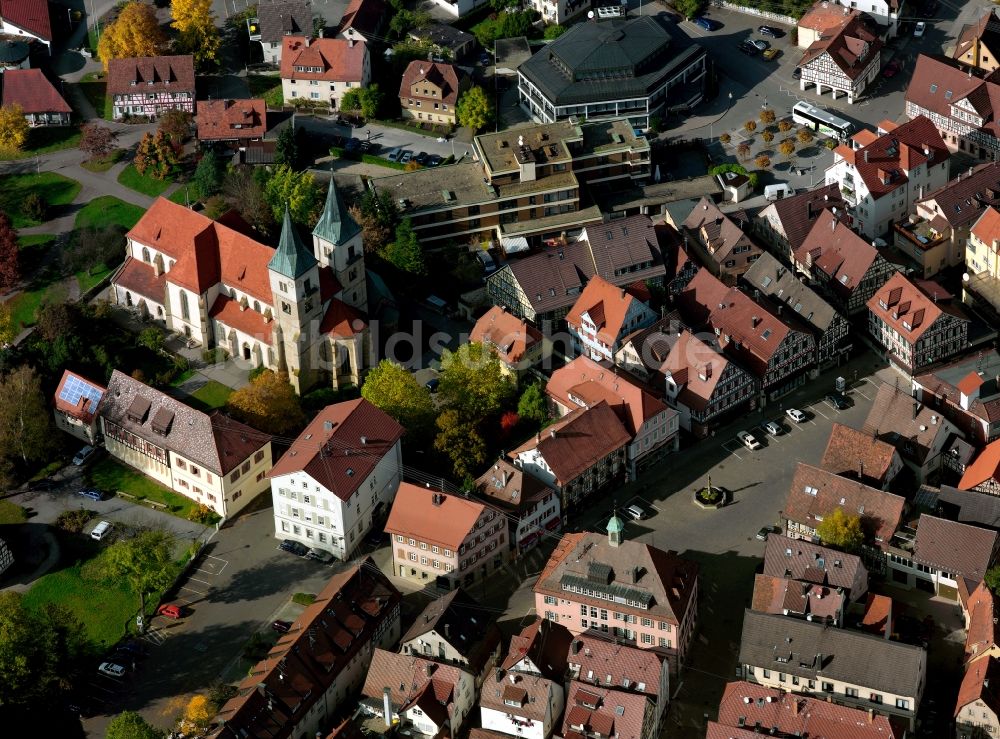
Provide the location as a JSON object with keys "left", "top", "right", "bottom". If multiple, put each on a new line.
{"left": 253, "top": 300, "right": 260, "bottom": 312}
{"left": 282, "top": 302, "right": 291, "bottom": 314}
{"left": 180, "top": 291, "right": 190, "bottom": 321}
{"left": 142, "top": 248, "right": 150, "bottom": 263}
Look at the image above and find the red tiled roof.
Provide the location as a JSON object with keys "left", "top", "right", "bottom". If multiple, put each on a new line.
{"left": 820, "top": 422, "right": 899, "bottom": 483}
{"left": 762, "top": 534, "right": 866, "bottom": 593}
{"left": 800, "top": 12, "right": 883, "bottom": 81}
{"left": 509, "top": 402, "right": 631, "bottom": 486}
{"left": 956, "top": 656, "right": 1000, "bottom": 718}
{"left": 107, "top": 55, "right": 195, "bottom": 96}
{"left": 501, "top": 617, "right": 573, "bottom": 678}
{"left": 966, "top": 581, "right": 1000, "bottom": 662}
{"left": 914, "top": 514, "right": 998, "bottom": 581}
{"left": 750, "top": 574, "right": 845, "bottom": 622}
{"left": 269, "top": 398, "right": 403, "bottom": 500}
{"left": 563, "top": 681, "right": 652, "bottom": 739}
{"left": 562, "top": 634, "right": 666, "bottom": 698}
{"left": 867, "top": 271, "right": 968, "bottom": 343}
{"left": 973, "top": 205, "right": 1000, "bottom": 247}
{"left": 363, "top": 648, "right": 468, "bottom": 725}
{"left": 682, "top": 196, "right": 759, "bottom": 267}
{"left": 798, "top": 1, "right": 858, "bottom": 33}
{"left": 113, "top": 256, "right": 167, "bottom": 304}
{"left": 53, "top": 370, "right": 105, "bottom": 423}
{"left": 319, "top": 298, "right": 366, "bottom": 338}
{"left": 476, "top": 458, "right": 556, "bottom": 514}
{"left": 480, "top": 671, "right": 556, "bottom": 721}
{"left": 280, "top": 36, "right": 367, "bottom": 83}
{"left": 546, "top": 355, "right": 670, "bottom": 439}
{"left": 961, "top": 439, "right": 1000, "bottom": 490}
{"left": 0, "top": 0, "right": 51, "bottom": 41}
{"left": 337, "top": 0, "right": 387, "bottom": 37}
{"left": 783, "top": 462, "right": 906, "bottom": 547}
{"left": 566, "top": 275, "right": 650, "bottom": 347}
{"left": 796, "top": 210, "right": 880, "bottom": 298}
{"left": 0, "top": 68, "right": 70, "bottom": 114}
{"left": 660, "top": 329, "right": 730, "bottom": 413}
{"left": 399, "top": 60, "right": 462, "bottom": 106}
{"left": 860, "top": 593, "right": 894, "bottom": 637}
{"left": 958, "top": 370, "right": 987, "bottom": 396}
{"left": 385, "top": 483, "right": 490, "bottom": 550}
{"left": 470, "top": 306, "right": 543, "bottom": 366}
{"left": 715, "top": 681, "right": 904, "bottom": 739}
{"left": 208, "top": 294, "right": 275, "bottom": 344}
{"left": 761, "top": 183, "right": 847, "bottom": 252}
{"left": 196, "top": 99, "right": 267, "bottom": 141}
{"left": 841, "top": 116, "right": 949, "bottom": 200}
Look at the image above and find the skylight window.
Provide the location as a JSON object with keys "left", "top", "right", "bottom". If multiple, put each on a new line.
{"left": 930, "top": 84, "right": 938, "bottom": 93}
{"left": 945, "top": 90, "right": 953, "bottom": 100}
{"left": 762, "top": 329, "right": 772, "bottom": 340}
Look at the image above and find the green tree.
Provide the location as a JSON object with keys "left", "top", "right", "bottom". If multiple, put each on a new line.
{"left": 439, "top": 342, "right": 516, "bottom": 425}
{"left": 815, "top": 507, "right": 864, "bottom": 552}
{"left": 986, "top": 564, "right": 1000, "bottom": 594}
{"left": 0, "top": 366, "right": 53, "bottom": 466}
{"left": 673, "top": 0, "right": 706, "bottom": 18}
{"left": 434, "top": 409, "right": 487, "bottom": 480}
{"left": 384, "top": 218, "right": 426, "bottom": 274}
{"left": 223, "top": 164, "right": 274, "bottom": 234}
{"left": 457, "top": 86, "right": 494, "bottom": 133}
{"left": 517, "top": 382, "right": 548, "bottom": 425}
{"left": 102, "top": 529, "right": 176, "bottom": 613}
{"left": 171, "top": 0, "right": 222, "bottom": 69}
{"left": 263, "top": 165, "right": 319, "bottom": 225}
{"left": 226, "top": 370, "right": 306, "bottom": 435}
{"left": 274, "top": 125, "right": 299, "bottom": 168}
{"left": 361, "top": 359, "right": 435, "bottom": 434}
{"left": 106, "top": 710, "right": 166, "bottom": 739}
{"left": 543, "top": 24, "right": 566, "bottom": 39}
{"left": 194, "top": 149, "right": 223, "bottom": 199}
{"left": 358, "top": 84, "right": 383, "bottom": 119}
{"left": 339, "top": 88, "right": 362, "bottom": 113}
{"left": 133, "top": 131, "right": 177, "bottom": 180}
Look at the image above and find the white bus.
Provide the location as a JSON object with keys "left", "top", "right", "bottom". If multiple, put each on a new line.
{"left": 792, "top": 101, "right": 854, "bottom": 140}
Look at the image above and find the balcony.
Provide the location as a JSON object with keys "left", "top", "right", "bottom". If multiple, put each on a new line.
{"left": 893, "top": 217, "right": 947, "bottom": 254}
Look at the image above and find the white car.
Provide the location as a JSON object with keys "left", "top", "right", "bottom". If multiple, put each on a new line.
{"left": 764, "top": 421, "right": 783, "bottom": 436}
{"left": 785, "top": 408, "right": 807, "bottom": 423}
{"left": 914, "top": 21, "right": 925, "bottom": 37}
{"left": 737, "top": 430, "right": 762, "bottom": 450}
{"left": 98, "top": 662, "right": 125, "bottom": 678}
{"left": 385, "top": 148, "right": 402, "bottom": 162}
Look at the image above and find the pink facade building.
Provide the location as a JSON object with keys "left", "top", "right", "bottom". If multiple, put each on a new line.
{"left": 533, "top": 517, "right": 698, "bottom": 678}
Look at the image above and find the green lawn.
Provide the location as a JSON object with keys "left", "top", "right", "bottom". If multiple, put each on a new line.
{"left": 76, "top": 264, "right": 114, "bottom": 293}
{"left": 22, "top": 562, "right": 137, "bottom": 649}
{"left": 117, "top": 164, "right": 173, "bottom": 197}
{"left": 74, "top": 196, "right": 144, "bottom": 230}
{"left": 0, "top": 500, "right": 27, "bottom": 525}
{"left": 74, "top": 72, "right": 112, "bottom": 120}
{"left": 0, "top": 173, "right": 82, "bottom": 228}
{"left": 247, "top": 74, "right": 283, "bottom": 108}
{"left": 168, "top": 184, "right": 198, "bottom": 205}
{"left": 188, "top": 380, "right": 233, "bottom": 411}
{"left": 6, "top": 280, "right": 69, "bottom": 332}
{"left": 17, "top": 233, "right": 56, "bottom": 255}
{"left": 89, "top": 457, "right": 199, "bottom": 520}
{"left": 80, "top": 149, "right": 124, "bottom": 173}
{"left": 0, "top": 127, "right": 82, "bottom": 161}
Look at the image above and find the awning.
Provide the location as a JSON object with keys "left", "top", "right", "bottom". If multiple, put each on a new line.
{"left": 501, "top": 235, "right": 530, "bottom": 253}
{"left": 544, "top": 517, "right": 560, "bottom": 531}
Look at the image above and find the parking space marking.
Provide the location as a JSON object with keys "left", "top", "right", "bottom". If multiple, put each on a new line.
{"left": 811, "top": 404, "right": 830, "bottom": 420}
{"left": 186, "top": 575, "right": 212, "bottom": 587}
{"left": 854, "top": 387, "right": 872, "bottom": 401}
{"left": 197, "top": 554, "right": 229, "bottom": 575}
{"left": 721, "top": 441, "right": 745, "bottom": 461}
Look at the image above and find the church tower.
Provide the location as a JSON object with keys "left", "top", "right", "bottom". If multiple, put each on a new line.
{"left": 268, "top": 207, "right": 323, "bottom": 393}
{"left": 312, "top": 178, "right": 368, "bottom": 313}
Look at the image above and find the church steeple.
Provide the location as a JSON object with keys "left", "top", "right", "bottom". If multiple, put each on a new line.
{"left": 269, "top": 207, "right": 318, "bottom": 279}
{"left": 314, "top": 177, "right": 360, "bottom": 247}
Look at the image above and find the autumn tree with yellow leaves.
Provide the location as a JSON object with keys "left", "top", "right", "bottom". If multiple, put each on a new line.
{"left": 171, "top": 0, "right": 221, "bottom": 69}
{"left": 0, "top": 104, "right": 29, "bottom": 154}
{"left": 98, "top": 2, "right": 167, "bottom": 71}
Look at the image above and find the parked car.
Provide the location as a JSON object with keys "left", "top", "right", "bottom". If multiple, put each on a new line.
{"left": 427, "top": 154, "right": 443, "bottom": 167}
{"left": 763, "top": 421, "right": 783, "bottom": 436}
{"left": 737, "top": 430, "right": 762, "bottom": 451}
{"left": 752, "top": 39, "right": 770, "bottom": 51}
{"left": 306, "top": 548, "right": 334, "bottom": 563}
{"left": 413, "top": 151, "right": 429, "bottom": 165}
{"left": 914, "top": 21, "right": 926, "bottom": 36}
{"left": 116, "top": 640, "right": 147, "bottom": 657}
{"left": 279, "top": 539, "right": 309, "bottom": 556}
{"left": 792, "top": 67, "right": 801, "bottom": 79}
{"left": 90, "top": 520, "right": 112, "bottom": 541}
{"left": 271, "top": 620, "right": 293, "bottom": 633}
{"left": 785, "top": 408, "right": 807, "bottom": 423}
{"left": 626, "top": 502, "right": 652, "bottom": 520}
{"left": 425, "top": 377, "right": 440, "bottom": 392}
{"left": 758, "top": 24, "right": 784, "bottom": 37}
{"left": 825, "top": 392, "right": 850, "bottom": 410}
{"left": 756, "top": 525, "right": 780, "bottom": 541}
{"left": 97, "top": 662, "right": 126, "bottom": 678}
{"left": 72, "top": 445, "right": 99, "bottom": 466}
{"left": 399, "top": 150, "right": 414, "bottom": 164}
{"left": 762, "top": 48, "right": 781, "bottom": 61}
{"left": 386, "top": 147, "right": 403, "bottom": 162}
{"left": 77, "top": 488, "right": 104, "bottom": 501}
{"left": 738, "top": 40, "right": 758, "bottom": 56}
{"left": 692, "top": 16, "right": 720, "bottom": 31}
{"left": 156, "top": 603, "right": 184, "bottom": 619}
{"left": 479, "top": 51, "right": 491, "bottom": 65}
{"left": 882, "top": 60, "right": 900, "bottom": 77}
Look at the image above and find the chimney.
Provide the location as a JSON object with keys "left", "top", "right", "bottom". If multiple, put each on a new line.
{"left": 913, "top": 401, "right": 919, "bottom": 420}
{"left": 501, "top": 470, "right": 509, "bottom": 486}
{"left": 383, "top": 687, "right": 392, "bottom": 727}
{"left": 305, "top": 36, "right": 311, "bottom": 47}
{"left": 863, "top": 150, "right": 869, "bottom": 163}
{"left": 444, "top": 623, "right": 451, "bottom": 638}
{"left": 550, "top": 429, "right": 556, "bottom": 439}
{"left": 432, "top": 493, "right": 444, "bottom": 506}
{"left": 792, "top": 699, "right": 801, "bottom": 716}
{"left": 572, "top": 639, "right": 582, "bottom": 655}
{"left": 425, "top": 663, "right": 435, "bottom": 677}
{"left": 509, "top": 672, "right": 518, "bottom": 684}
{"left": 349, "top": 37, "right": 355, "bottom": 47}
{"left": 868, "top": 708, "right": 874, "bottom": 723}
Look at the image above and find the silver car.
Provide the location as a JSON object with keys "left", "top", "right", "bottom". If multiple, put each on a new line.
{"left": 399, "top": 150, "right": 414, "bottom": 164}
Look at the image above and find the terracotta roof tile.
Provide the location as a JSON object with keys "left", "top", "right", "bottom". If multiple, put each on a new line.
{"left": 820, "top": 422, "right": 900, "bottom": 484}
{"left": 319, "top": 298, "right": 366, "bottom": 338}
{"left": 0, "top": 0, "right": 51, "bottom": 41}
{"left": 337, "top": 0, "right": 387, "bottom": 37}
{"left": 973, "top": 205, "right": 1000, "bottom": 247}
{"left": 401, "top": 589, "right": 502, "bottom": 676}
{"left": 916, "top": 161, "right": 1000, "bottom": 230}
{"left": 660, "top": 329, "right": 731, "bottom": 413}
{"left": 501, "top": 617, "right": 573, "bottom": 679}
{"left": 751, "top": 573, "right": 845, "bottom": 622}
{"left": 197, "top": 99, "right": 266, "bottom": 141}
{"left": 562, "top": 634, "right": 666, "bottom": 698}
{"left": 399, "top": 60, "right": 462, "bottom": 106}
{"left": 862, "top": 383, "right": 963, "bottom": 466}
{"left": 112, "top": 256, "right": 167, "bottom": 304}
{"left": 563, "top": 681, "right": 652, "bottom": 739}
{"left": 107, "top": 55, "right": 195, "bottom": 96}
{"left": 566, "top": 275, "right": 650, "bottom": 347}
{"left": 867, "top": 271, "right": 967, "bottom": 343}
{"left": 269, "top": 398, "right": 403, "bottom": 500}
{"left": 209, "top": 294, "right": 275, "bottom": 344}
{"left": 913, "top": 349, "right": 1000, "bottom": 426}
{"left": 476, "top": 458, "right": 556, "bottom": 514}
{"left": 281, "top": 36, "right": 367, "bottom": 83}
{"left": 914, "top": 514, "right": 998, "bottom": 580}
{"left": 956, "top": 655, "right": 1000, "bottom": 718}
{"left": 759, "top": 183, "right": 847, "bottom": 252}
{"left": 966, "top": 581, "right": 1000, "bottom": 661}
{"left": 470, "top": 306, "right": 543, "bottom": 366}
{"left": 0, "top": 68, "right": 70, "bottom": 114}
{"left": 762, "top": 534, "right": 866, "bottom": 593}
{"left": 795, "top": 210, "right": 881, "bottom": 299}
{"left": 384, "top": 483, "right": 491, "bottom": 550}
{"left": 861, "top": 593, "right": 894, "bottom": 637}
{"left": 799, "top": 13, "right": 882, "bottom": 81}
{"left": 961, "top": 439, "right": 1000, "bottom": 490}
{"left": 480, "top": 671, "right": 557, "bottom": 721}
{"left": 362, "top": 648, "right": 469, "bottom": 724}
{"left": 682, "top": 196, "right": 759, "bottom": 266}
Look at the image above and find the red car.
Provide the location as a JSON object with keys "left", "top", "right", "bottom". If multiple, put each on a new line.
{"left": 883, "top": 61, "right": 901, "bottom": 78}
{"left": 156, "top": 603, "right": 184, "bottom": 619}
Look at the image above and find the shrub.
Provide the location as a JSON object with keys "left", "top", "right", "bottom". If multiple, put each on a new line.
{"left": 719, "top": 132, "right": 731, "bottom": 144}
{"left": 188, "top": 503, "right": 219, "bottom": 525}
{"left": 761, "top": 131, "right": 774, "bottom": 143}
{"left": 755, "top": 154, "right": 771, "bottom": 169}
{"left": 22, "top": 193, "right": 48, "bottom": 222}
{"left": 248, "top": 365, "right": 269, "bottom": 383}
{"left": 55, "top": 508, "right": 96, "bottom": 533}
{"left": 293, "top": 592, "right": 316, "bottom": 605}
{"left": 743, "top": 120, "right": 757, "bottom": 134}
{"left": 777, "top": 119, "right": 793, "bottom": 133}
{"left": 759, "top": 109, "right": 776, "bottom": 125}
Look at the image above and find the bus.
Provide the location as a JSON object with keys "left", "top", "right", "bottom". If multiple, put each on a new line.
{"left": 792, "top": 101, "right": 854, "bottom": 140}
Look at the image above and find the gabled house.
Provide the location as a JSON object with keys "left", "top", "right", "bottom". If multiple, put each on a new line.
{"left": 562, "top": 682, "right": 656, "bottom": 739}
{"left": 336, "top": 0, "right": 387, "bottom": 44}
{"left": 867, "top": 271, "right": 970, "bottom": 375}
{"left": 0, "top": 69, "right": 70, "bottom": 126}
{"left": 930, "top": 483, "right": 1000, "bottom": 531}
{"left": 794, "top": 209, "right": 895, "bottom": 315}
{"left": 480, "top": 670, "right": 565, "bottom": 739}
{"left": 398, "top": 60, "right": 466, "bottom": 126}
{"left": 400, "top": 589, "right": 503, "bottom": 688}
{"left": 954, "top": 8, "right": 1000, "bottom": 73}
{"left": 966, "top": 204, "right": 1000, "bottom": 317}
{"left": 510, "top": 402, "right": 630, "bottom": 510}
{"left": 269, "top": 398, "right": 404, "bottom": 560}
{"left": 196, "top": 99, "right": 267, "bottom": 147}
{"left": 751, "top": 574, "right": 846, "bottom": 626}
{"left": 681, "top": 197, "right": 762, "bottom": 285}
{"left": 677, "top": 269, "right": 816, "bottom": 399}
{"left": 819, "top": 421, "right": 903, "bottom": 489}
{"left": 912, "top": 348, "right": 1000, "bottom": 444}
{"left": 0, "top": 0, "right": 51, "bottom": 52}
{"left": 98, "top": 370, "right": 272, "bottom": 519}
{"left": 534, "top": 517, "right": 699, "bottom": 677}
{"left": 470, "top": 306, "right": 545, "bottom": 378}
{"left": 965, "top": 580, "right": 1000, "bottom": 663}
{"left": 252, "top": 0, "right": 313, "bottom": 64}
{"left": 107, "top": 55, "right": 195, "bottom": 121}
{"left": 475, "top": 458, "right": 561, "bottom": 556}
{"left": 565, "top": 276, "right": 657, "bottom": 362}
{"left": 502, "top": 617, "right": 573, "bottom": 680}
{"left": 753, "top": 182, "right": 848, "bottom": 262}
{"left": 53, "top": 370, "right": 105, "bottom": 444}
{"left": 798, "top": 11, "right": 883, "bottom": 104}
{"left": 739, "top": 610, "right": 926, "bottom": 728}
{"left": 763, "top": 534, "right": 869, "bottom": 602}
{"left": 960, "top": 439, "right": 1000, "bottom": 495}
{"left": 864, "top": 379, "right": 966, "bottom": 482}
{"left": 860, "top": 592, "right": 895, "bottom": 638}
{"left": 743, "top": 251, "right": 851, "bottom": 368}
{"left": 385, "top": 483, "right": 509, "bottom": 590}
{"left": 545, "top": 355, "right": 678, "bottom": 477}
{"left": 212, "top": 560, "right": 402, "bottom": 739}
{"left": 407, "top": 24, "right": 476, "bottom": 62}
{"left": 280, "top": 36, "right": 371, "bottom": 110}
{"left": 824, "top": 116, "right": 950, "bottom": 239}
{"left": 956, "top": 656, "right": 1000, "bottom": 739}
{"left": 780, "top": 462, "right": 906, "bottom": 551}
{"left": 362, "top": 649, "right": 476, "bottom": 739}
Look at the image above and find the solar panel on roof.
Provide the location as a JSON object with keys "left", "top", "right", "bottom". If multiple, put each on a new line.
{"left": 58, "top": 374, "right": 103, "bottom": 410}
